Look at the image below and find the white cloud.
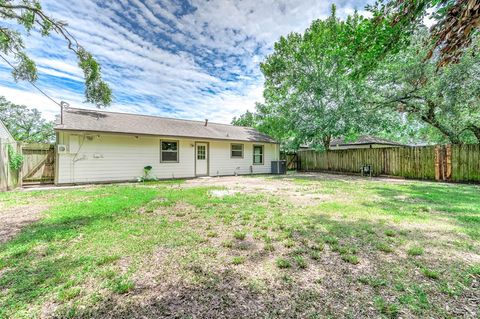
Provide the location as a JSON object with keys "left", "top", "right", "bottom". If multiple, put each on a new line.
{"left": 0, "top": 0, "right": 373, "bottom": 124}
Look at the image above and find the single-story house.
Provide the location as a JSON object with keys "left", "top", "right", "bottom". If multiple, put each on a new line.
{"left": 329, "top": 135, "right": 406, "bottom": 150}
{"left": 54, "top": 107, "right": 279, "bottom": 184}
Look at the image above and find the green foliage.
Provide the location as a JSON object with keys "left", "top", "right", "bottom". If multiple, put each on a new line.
{"left": 0, "top": 96, "right": 54, "bottom": 143}
{"left": 7, "top": 144, "right": 23, "bottom": 171}
{"left": 241, "top": 6, "right": 404, "bottom": 150}
{"left": 0, "top": 1, "right": 111, "bottom": 106}
{"left": 368, "top": 31, "right": 480, "bottom": 143}
{"left": 137, "top": 165, "right": 157, "bottom": 182}
{"left": 276, "top": 258, "right": 292, "bottom": 269}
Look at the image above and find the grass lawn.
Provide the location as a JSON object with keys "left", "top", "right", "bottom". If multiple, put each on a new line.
{"left": 0, "top": 174, "right": 479, "bottom": 318}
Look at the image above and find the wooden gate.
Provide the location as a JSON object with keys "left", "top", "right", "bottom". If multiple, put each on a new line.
{"left": 435, "top": 145, "right": 452, "bottom": 181}
{"left": 21, "top": 144, "right": 55, "bottom": 184}
{"left": 281, "top": 152, "right": 300, "bottom": 170}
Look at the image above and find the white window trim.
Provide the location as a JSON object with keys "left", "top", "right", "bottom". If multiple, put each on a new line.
{"left": 230, "top": 143, "right": 244, "bottom": 159}
{"left": 160, "top": 139, "right": 179, "bottom": 163}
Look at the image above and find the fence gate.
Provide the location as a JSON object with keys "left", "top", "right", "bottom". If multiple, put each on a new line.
{"left": 21, "top": 144, "right": 55, "bottom": 185}
{"left": 281, "top": 152, "right": 300, "bottom": 170}
{"left": 435, "top": 145, "right": 452, "bottom": 181}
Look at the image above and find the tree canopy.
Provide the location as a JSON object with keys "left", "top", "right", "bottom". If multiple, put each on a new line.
{"left": 368, "top": 31, "right": 480, "bottom": 143}
{"left": 369, "top": 0, "right": 480, "bottom": 68}
{"left": 0, "top": 96, "right": 54, "bottom": 143}
{"left": 0, "top": 0, "right": 111, "bottom": 106}
{"left": 239, "top": 6, "right": 403, "bottom": 150}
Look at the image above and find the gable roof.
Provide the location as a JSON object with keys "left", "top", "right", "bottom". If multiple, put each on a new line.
{"left": 55, "top": 107, "right": 276, "bottom": 143}
{"left": 330, "top": 135, "right": 405, "bottom": 147}
{"left": 0, "top": 119, "right": 15, "bottom": 141}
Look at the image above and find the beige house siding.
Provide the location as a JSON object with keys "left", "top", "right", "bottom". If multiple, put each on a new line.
{"left": 56, "top": 131, "right": 279, "bottom": 184}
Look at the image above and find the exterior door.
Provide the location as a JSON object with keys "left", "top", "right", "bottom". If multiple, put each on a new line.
{"left": 195, "top": 142, "right": 208, "bottom": 176}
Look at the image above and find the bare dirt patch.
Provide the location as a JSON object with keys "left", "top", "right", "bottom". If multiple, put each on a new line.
{"left": 182, "top": 175, "right": 332, "bottom": 206}
{"left": 0, "top": 205, "right": 48, "bottom": 243}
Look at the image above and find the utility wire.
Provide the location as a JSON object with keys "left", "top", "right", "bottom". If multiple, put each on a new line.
{"left": 0, "top": 52, "right": 63, "bottom": 107}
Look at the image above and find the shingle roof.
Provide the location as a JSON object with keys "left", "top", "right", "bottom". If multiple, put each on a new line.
{"left": 54, "top": 107, "right": 277, "bottom": 143}
{"left": 330, "top": 135, "right": 405, "bottom": 147}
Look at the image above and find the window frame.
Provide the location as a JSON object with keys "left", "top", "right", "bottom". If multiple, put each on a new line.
{"left": 197, "top": 144, "right": 206, "bottom": 160}
{"left": 252, "top": 144, "right": 264, "bottom": 165}
{"left": 160, "top": 139, "right": 179, "bottom": 163}
{"left": 230, "top": 143, "right": 244, "bottom": 159}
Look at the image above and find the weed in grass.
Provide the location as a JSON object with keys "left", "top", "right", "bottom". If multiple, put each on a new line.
{"left": 206, "top": 231, "right": 218, "bottom": 238}
{"left": 421, "top": 268, "right": 439, "bottom": 279}
{"left": 376, "top": 242, "right": 394, "bottom": 253}
{"left": 384, "top": 229, "right": 396, "bottom": 237}
{"left": 294, "top": 256, "right": 307, "bottom": 269}
{"left": 233, "top": 230, "right": 247, "bottom": 240}
{"left": 222, "top": 240, "right": 234, "bottom": 248}
{"left": 110, "top": 278, "right": 134, "bottom": 294}
{"left": 264, "top": 243, "right": 275, "bottom": 252}
{"left": 284, "top": 239, "right": 295, "bottom": 248}
{"left": 280, "top": 274, "right": 294, "bottom": 285}
{"left": 324, "top": 236, "right": 339, "bottom": 245}
{"left": 96, "top": 255, "right": 120, "bottom": 266}
{"left": 232, "top": 256, "right": 245, "bottom": 265}
{"left": 291, "top": 247, "right": 307, "bottom": 256}
{"left": 398, "top": 284, "right": 429, "bottom": 313}
{"left": 374, "top": 296, "right": 400, "bottom": 319}
{"left": 58, "top": 287, "right": 81, "bottom": 301}
{"left": 341, "top": 254, "right": 359, "bottom": 265}
{"left": 407, "top": 246, "right": 424, "bottom": 256}
{"left": 310, "top": 250, "right": 321, "bottom": 260}
{"left": 276, "top": 258, "right": 292, "bottom": 269}
{"left": 99, "top": 269, "right": 116, "bottom": 279}
{"left": 309, "top": 242, "right": 324, "bottom": 251}
{"left": 358, "top": 276, "right": 388, "bottom": 289}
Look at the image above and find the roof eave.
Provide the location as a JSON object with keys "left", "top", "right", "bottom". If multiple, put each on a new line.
{"left": 54, "top": 127, "right": 278, "bottom": 144}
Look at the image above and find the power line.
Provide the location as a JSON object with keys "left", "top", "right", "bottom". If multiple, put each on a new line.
{"left": 0, "top": 52, "right": 63, "bottom": 107}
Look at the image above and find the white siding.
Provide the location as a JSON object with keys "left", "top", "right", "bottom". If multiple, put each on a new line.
{"left": 56, "top": 131, "right": 279, "bottom": 184}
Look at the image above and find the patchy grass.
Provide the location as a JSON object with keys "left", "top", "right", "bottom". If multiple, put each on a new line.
{"left": 0, "top": 175, "right": 479, "bottom": 318}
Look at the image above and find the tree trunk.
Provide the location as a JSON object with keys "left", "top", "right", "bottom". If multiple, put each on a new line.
{"left": 421, "top": 101, "right": 461, "bottom": 144}
{"left": 322, "top": 135, "right": 331, "bottom": 150}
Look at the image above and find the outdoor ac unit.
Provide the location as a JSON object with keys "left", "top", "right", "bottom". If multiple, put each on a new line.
{"left": 57, "top": 144, "right": 68, "bottom": 154}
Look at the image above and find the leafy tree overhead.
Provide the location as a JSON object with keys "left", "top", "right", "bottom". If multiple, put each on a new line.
{"left": 368, "top": 0, "right": 480, "bottom": 68}
{"left": 0, "top": 0, "right": 111, "bottom": 106}
{"left": 368, "top": 31, "right": 480, "bottom": 144}
{"left": 257, "top": 6, "right": 402, "bottom": 150}
{"left": 231, "top": 110, "right": 256, "bottom": 127}
{"left": 0, "top": 96, "right": 54, "bottom": 143}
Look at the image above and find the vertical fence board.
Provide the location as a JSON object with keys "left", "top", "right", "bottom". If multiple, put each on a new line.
{"left": 298, "top": 145, "right": 477, "bottom": 182}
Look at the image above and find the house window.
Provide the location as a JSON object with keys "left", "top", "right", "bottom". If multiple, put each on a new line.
{"left": 231, "top": 143, "right": 244, "bottom": 158}
{"left": 197, "top": 145, "right": 206, "bottom": 160}
{"left": 160, "top": 140, "right": 179, "bottom": 162}
{"left": 253, "top": 145, "right": 264, "bottom": 165}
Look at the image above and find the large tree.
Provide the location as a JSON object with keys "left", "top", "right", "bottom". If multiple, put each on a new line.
{"left": 0, "top": 0, "right": 111, "bottom": 106}
{"left": 257, "top": 7, "right": 400, "bottom": 150}
{"left": 368, "top": 31, "right": 480, "bottom": 143}
{"left": 0, "top": 96, "right": 54, "bottom": 143}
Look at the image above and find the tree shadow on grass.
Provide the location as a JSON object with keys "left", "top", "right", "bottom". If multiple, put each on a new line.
{"left": 364, "top": 183, "right": 480, "bottom": 239}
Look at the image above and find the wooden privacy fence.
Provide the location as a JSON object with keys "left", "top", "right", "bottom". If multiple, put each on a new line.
{"left": 280, "top": 152, "right": 300, "bottom": 170}
{"left": 298, "top": 144, "right": 480, "bottom": 183}
{"left": 21, "top": 143, "right": 55, "bottom": 185}
{"left": 0, "top": 138, "right": 21, "bottom": 191}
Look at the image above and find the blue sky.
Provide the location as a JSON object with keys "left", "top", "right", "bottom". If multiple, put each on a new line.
{"left": 0, "top": 0, "right": 371, "bottom": 123}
